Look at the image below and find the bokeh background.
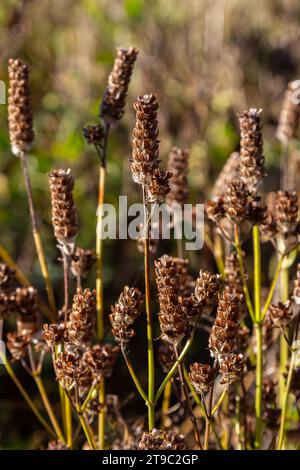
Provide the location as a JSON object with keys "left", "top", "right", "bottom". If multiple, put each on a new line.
{"left": 1, "top": 0, "right": 300, "bottom": 448}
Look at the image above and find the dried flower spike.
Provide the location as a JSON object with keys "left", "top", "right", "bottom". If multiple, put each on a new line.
{"left": 167, "top": 147, "right": 189, "bottom": 207}
{"left": 277, "top": 81, "right": 300, "bottom": 144}
{"left": 83, "top": 344, "right": 119, "bottom": 380}
{"left": 269, "top": 300, "right": 293, "bottom": 329}
{"left": 71, "top": 247, "right": 96, "bottom": 279}
{"left": 219, "top": 353, "right": 246, "bottom": 384}
{"left": 238, "top": 108, "right": 265, "bottom": 192}
{"left": 274, "top": 190, "right": 299, "bottom": 236}
{"left": 49, "top": 168, "right": 78, "bottom": 254}
{"left": 8, "top": 58, "right": 34, "bottom": 156}
{"left": 194, "top": 270, "right": 221, "bottom": 314}
{"left": 43, "top": 323, "right": 67, "bottom": 348}
{"left": 82, "top": 124, "right": 105, "bottom": 146}
{"left": 223, "top": 179, "right": 252, "bottom": 224}
{"left": 100, "top": 47, "right": 138, "bottom": 123}
{"left": 67, "top": 288, "right": 96, "bottom": 346}
{"left": 110, "top": 286, "right": 143, "bottom": 345}
{"left": 189, "top": 363, "right": 215, "bottom": 394}
{"left": 15, "top": 286, "right": 38, "bottom": 335}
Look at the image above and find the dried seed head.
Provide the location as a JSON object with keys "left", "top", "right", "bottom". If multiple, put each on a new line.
{"left": 15, "top": 286, "right": 38, "bottom": 335}
{"left": 146, "top": 168, "right": 172, "bottom": 204}
{"left": 238, "top": 108, "right": 265, "bottom": 192}
{"left": 0, "top": 263, "right": 15, "bottom": 291}
{"left": 0, "top": 292, "right": 16, "bottom": 319}
{"left": 211, "top": 152, "right": 240, "bottom": 200}
{"left": 100, "top": 47, "right": 138, "bottom": 123}
{"left": 49, "top": 168, "right": 78, "bottom": 254}
{"left": 269, "top": 300, "right": 293, "bottom": 329}
{"left": 194, "top": 270, "right": 222, "bottom": 314}
{"left": 8, "top": 58, "right": 34, "bottom": 156}
{"left": 131, "top": 94, "right": 160, "bottom": 185}
{"left": 82, "top": 124, "right": 105, "bottom": 146}
{"left": 167, "top": 147, "right": 189, "bottom": 207}
{"left": 43, "top": 323, "right": 68, "bottom": 348}
{"left": 277, "top": 81, "right": 300, "bottom": 144}
{"left": 158, "top": 342, "right": 176, "bottom": 372}
{"left": 189, "top": 363, "right": 215, "bottom": 394}
{"left": 162, "top": 431, "right": 187, "bottom": 450}
{"left": 205, "top": 198, "right": 225, "bottom": 223}
{"left": 138, "top": 429, "right": 186, "bottom": 450}
{"left": 274, "top": 190, "right": 299, "bottom": 236}
{"left": 174, "top": 257, "right": 195, "bottom": 297}
{"left": 223, "top": 179, "right": 252, "bottom": 224}
{"left": 68, "top": 288, "right": 96, "bottom": 346}
{"left": 7, "top": 331, "right": 30, "bottom": 361}
{"left": 110, "top": 286, "right": 144, "bottom": 345}
{"left": 219, "top": 353, "right": 246, "bottom": 384}
{"left": 71, "top": 247, "right": 96, "bottom": 279}
{"left": 83, "top": 344, "right": 119, "bottom": 380}
{"left": 293, "top": 264, "right": 300, "bottom": 305}
{"left": 55, "top": 351, "right": 92, "bottom": 388}
{"left": 209, "top": 287, "right": 242, "bottom": 359}
{"left": 155, "top": 255, "right": 188, "bottom": 344}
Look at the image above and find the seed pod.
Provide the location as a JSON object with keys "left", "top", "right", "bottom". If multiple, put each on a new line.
{"left": 167, "top": 147, "right": 189, "bottom": 207}
{"left": 277, "top": 81, "right": 300, "bottom": 144}
{"left": 67, "top": 288, "right": 96, "bottom": 346}
{"left": 223, "top": 179, "right": 252, "bottom": 224}
{"left": 194, "top": 270, "right": 222, "bottom": 314}
{"left": 274, "top": 190, "right": 299, "bottom": 236}
{"left": 15, "top": 286, "right": 38, "bottom": 335}
{"left": 110, "top": 286, "right": 143, "bottom": 345}
{"left": 189, "top": 363, "right": 215, "bottom": 394}
{"left": 219, "top": 353, "right": 246, "bottom": 384}
{"left": 8, "top": 58, "right": 34, "bottom": 156}
{"left": 83, "top": 344, "right": 119, "bottom": 380}
{"left": 55, "top": 351, "right": 92, "bottom": 388}
{"left": 71, "top": 247, "right": 96, "bottom": 279}
{"left": 82, "top": 124, "right": 105, "bottom": 146}
{"left": 43, "top": 323, "right": 68, "bottom": 348}
{"left": 238, "top": 108, "right": 265, "bottom": 192}
{"left": 138, "top": 429, "right": 165, "bottom": 450}
{"left": 49, "top": 168, "right": 78, "bottom": 254}
{"left": 100, "top": 47, "right": 138, "bottom": 123}
{"left": 269, "top": 300, "right": 293, "bottom": 329}
{"left": 6, "top": 331, "right": 30, "bottom": 361}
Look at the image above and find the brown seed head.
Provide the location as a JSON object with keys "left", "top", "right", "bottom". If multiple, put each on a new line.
{"left": 194, "top": 270, "right": 222, "bottom": 314}
{"left": 110, "top": 286, "right": 143, "bottom": 345}
{"left": 167, "top": 147, "right": 189, "bottom": 207}
{"left": 7, "top": 331, "right": 30, "bottom": 361}
{"left": 55, "top": 351, "right": 92, "bottom": 388}
{"left": 68, "top": 288, "right": 96, "bottom": 346}
{"left": 238, "top": 108, "right": 265, "bottom": 192}
{"left": 8, "top": 58, "right": 34, "bottom": 156}
{"left": 277, "top": 81, "right": 300, "bottom": 144}
{"left": 269, "top": 300, "right": 293, "bottom": 328}
{"left": 71, "top": 247, "right": 96, "bottom": 279}
{"left": 205, "top": 197, "right": 225, "bottom": 223}
{"left": 189, "top": 363, "right": 215, "bottom": 394}
{"left": 43, "top": 323, "right": 68, "bottom": 348}
{"left": 15, "top": 286, "right": 38, "bottom": 335}
{"left": 219, "top": 353, "right": 245, "bottom": 384}
{"left": 83, "top": 344, "right": 119, "bottom": 380}
{"left": 82, "top": 124, "right": 105, "bottom": 146}
{"left": 223, "top": 179, "right": 252, "bottom": 224}
{"left": 100, "top": 47, "right": 138, "bottom": 123}
{"left": 158, "top": 342, "right": 176, "bottom": 372}
{"left": 274, "top": 190, "right": 299, "bottom": 236}
{"left": 49, "top": 168, "right": 78, "bottom": 253}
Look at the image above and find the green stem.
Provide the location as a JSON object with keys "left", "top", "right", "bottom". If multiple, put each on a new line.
{"left": 261, "top": 256, "right": 284, "bottom": 320}
{"left": 121, "top": 348, "right": 148, "bottom": 404}
{"left": 1, "top": 355, "right": 55, "bottom": 438}
{"left": 277, "top": 352, "right": 296, "bottom": 449}
{"left": 78, "top": 414, "right": 97, "bottom": 450}
{"left": 254, "top": 323, "right": 263, "bottom": 449}
{"left": 160, "top": 379, "right": 172, "bottom": 429}
{"left": 233, "top": 225, "right": 255, "bottom": 322}
{"left": 253, "top": 225, "right": 261, "bottom": 323}
{"left": 34, "top": 375, "right": 66, "bottom": 444}
{"left": 65, "top": 391, "right": 73, "bottom": 448}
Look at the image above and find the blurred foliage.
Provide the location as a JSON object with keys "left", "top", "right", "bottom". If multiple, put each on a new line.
{"left": 1, "top": 0, "right": 300, "bottom": 448}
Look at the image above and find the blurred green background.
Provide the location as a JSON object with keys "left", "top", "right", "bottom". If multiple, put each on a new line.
{"left": 1, "top": 0, "right": 300, "bottom": 448}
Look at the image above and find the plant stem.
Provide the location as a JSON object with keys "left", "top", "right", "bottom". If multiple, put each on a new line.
{"left": 96, "top": 165, "right": 106, "bottom": 339}
{"left": 19, "top": 151, "right": 56, "bottom": 319}
{"left": 121, "top": 347, "right": 148, "bottom": 403}
{"left": 65, "top": 391, "right": 73, "bottom": 448}
{"left": 155, "top": 335, "right": 194, "bottom": 404}
{"left": 233, "top": 225, "right": 255, "bottom": 322}
{"left": 280, "top": 267, "right": 289, "bottom": 407}
{"left": 277, "top": 351, "right": 296, "bottom": 449}
{"left": 253, "top": 225, "right": 261, "bottom": 323}
{"left": 160, "top": 379, "right": 172, "bottom": 429}
{"left": 0, "top": 244, "right": 54, "bottom": 321}
{"left": 1, "top": 354, "right": 55, "bottom": 438}
{"left": 34, "top": 375, "right": 66, "bottom": 444}
{"left": 142, "top": 188, "right": 155, "bottom": 431}
{"left": 62, "top": 251, "right": 70, "bottom": 323}
{"left": 254, "top": 323, "right": 263, "bottom": 449}
{"left": 78, "top": 414, "right": 97, "bottom": 450}
{"left": 98, "top": 377, "right": 106, "bottom": 449}
{"left": 261, "top": 255, "right": 285, "bottom": 320}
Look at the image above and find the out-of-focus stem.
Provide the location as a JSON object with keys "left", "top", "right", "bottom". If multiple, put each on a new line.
{"left": 160, "top": 379, "right": 172, "bottom": 429}
{"left": 280, "top": 267, "right": 289, "bottom": 406}
{"left": 19, "top": 151, "right": 56, "bottom": 319}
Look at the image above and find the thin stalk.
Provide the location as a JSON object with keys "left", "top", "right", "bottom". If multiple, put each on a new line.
{"left": 98, "top": 377, "right": 106, "bottom": 450}
{"left": 160, "top": 379, "right": 172, "bottom": 429}
{"left": 254, "top": 323, "right": 263, "bottom": 449}
{"left": 65, "top": 391, "right": 73, "bottom": 448}
{"left": 19, "top": 151, "right": 56, "bottom": 318}
{"left": 261, "top": 256, "right": 285, "bottom": 320}
{"left": 277, "top": 352, "right": 296, "bottom": 449}
{"left": 213, "top": 231, "right": 225, "bottom": 275}
{"left": 279, "top": 267, "right": 289, "bottom": 407}
{"left": 203, "top": 365, "right": 216, "bottom": 450}
{"left": 143, "top": 189, "right": 155, "bottom": 430}
{"left": 0, "top": 244, "right": 53, "bottom": 321}
{"left": 78, "top": 414, "right": 97, "bottom": 450}
{"left": 1, "top": 354, "right": 55, "bottom": 438}
{"left": 121, "top": 347, "right": 148, "bottom": 403}
{"left": 155, "top": 335, "right": 194, "bottom": 404}
{"left": 253, "top": 225, "right": 261, "bottom": 323}
{"left": 233, "top": 225, "right": 255, "bottom": 322}
{"left": 211, "top": 387, "right": 228, "bottom": 416}
{"left": 34, "top": 375, "right": 66, "bottom": 444}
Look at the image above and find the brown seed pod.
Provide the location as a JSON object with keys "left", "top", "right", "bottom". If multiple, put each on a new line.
{"left": 274, "top": 190, "right": 299, "bottom": 236}
{"left": 43, "top": 323, "right": 68, "bottom": 348}
{"left": 15, "top": 286, "right": 38, "bottom": 335}
{"left": 158, "top": 342, "right": 176, "bottom": 372}
{"left": 219, "top": 353, "right": 246, "bottom": 384}
{"left": 189, "top": 363, "right": 215, "bottom": 394}
{"left": 71, "top": 247, "right": 96, "bottom": 279}
{"left": 194, "top": 270, "right": 222, "bottom": 314}
{"left": 82, "top": 124, "right": 105, "bottom": 146}
{"left": 167, "top": 147, "right": 189, "bottom": 207}
{"left": 238, "top": 108, "right": 265, "bottom": 192}
{"left": 100, "top": 47, "right": 138, "bottom": 123}
{"left": 223, "top": 179, "right": 252, "bottom": 224}
{"left": 6, "top": 331, "right": 30, "bottom": 361}
{"left": 67, "top": 288, "right": 96, "bottom": 346}
{"left": 55, "top": 351, "right": 92, "bottom": 388}
{"left": 8, "top": 58, "right": 34, "bottom": 156}
{"left": 48, "top": 168, "right": 78, "bottom": 254}
{"left": 269, "top": 300, "right": 293, "bottom": 329}
{"left": 83, "top": 344, "right": 119, "bottom": 380}
{"left": 110, "top": 286, "right": 144, "bottom": 345}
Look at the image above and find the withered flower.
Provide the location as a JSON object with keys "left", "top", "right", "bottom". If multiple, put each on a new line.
{"left": 55, "top": 351, "right": 92, "bottom": 388}
{"left": 219, "top": 353, "right": 246, "bottom": 384}
{"left": 83, "top": 344, "right": 119, "bottom": 380}
{"left": 82, "top": 124, "right": 105, "bottom": 146}
{"left": 100, "top": 47, "right": 138, "bottom": 123}
{"left": 110, "top": 286, "right": 143, "bottom": 345}
{"left": 189, "top": 363, "right": 215, "bottom": 394}
{"left": 7, "top": 331, "right": 30, "bottom": 361}
{"left": 158, "top": 342, "right": 176, "bottom": 372}
{"left": 43, "top": 323, "right": 67, "bottom": 349}
{"left": 71, "top": 247, "right": 96, "bottom": 279}
{"left": 194, "top": 270, "right": 221, "bottom": 314}
{"left": 269, "top": 300, "right": 293, "bottom": 329}
{"left": 68, "top": 288, "right": 96, "bottom": 346}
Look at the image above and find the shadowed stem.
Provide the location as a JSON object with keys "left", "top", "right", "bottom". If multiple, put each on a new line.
{"left": 1, "top": 353, "right": 55, "bottom": 438}
{"left": 19, "top": 151, "right": 56, "bottom": 319}
{"left": 121, "top": 346, "right": 148, "bottom": 403}
{"left": 160, "top": 379, "right": 172, "bottom": 429}
{"left": 279, "top": 267, "right": 289, "bottom": 407}
{"left": 142, "top": 189, "right": 155, "bottom": 430}
{"left": 34, "top": 375, "right": 66, "bottom": 444}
